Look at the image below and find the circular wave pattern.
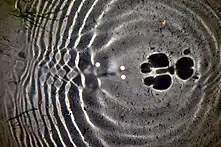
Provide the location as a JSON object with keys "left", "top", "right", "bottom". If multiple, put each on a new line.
{"left": 7, "top": 0, "right": 221, "bottom": 146}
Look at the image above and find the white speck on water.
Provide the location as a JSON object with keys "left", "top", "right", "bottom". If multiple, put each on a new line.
{"left": 121, "top": 75, "right": 126, "bottom": 80}
{"left": 120, "top": 65, "right": 125, "bottom": 71}
{"left": 95, "top": 62, "right": 101, "bottom": 67}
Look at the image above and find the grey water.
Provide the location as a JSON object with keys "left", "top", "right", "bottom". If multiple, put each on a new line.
{"left": 1, "top": 0, "right": 221, "bottom": 146}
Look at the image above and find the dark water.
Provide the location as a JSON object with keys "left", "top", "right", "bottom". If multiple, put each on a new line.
{"left": 5, "top": 0, "right": 221, "bottom": 146}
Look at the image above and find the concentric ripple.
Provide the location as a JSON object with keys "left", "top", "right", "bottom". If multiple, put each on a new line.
{"left": 6, "top": 0, "right": 221, "bottom": 146}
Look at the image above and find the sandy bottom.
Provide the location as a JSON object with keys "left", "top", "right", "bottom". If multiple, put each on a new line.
{"left": 0, "top": 1, "right": 25, "bottom": 146}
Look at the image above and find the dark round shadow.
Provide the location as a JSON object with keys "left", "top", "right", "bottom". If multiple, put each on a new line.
{"left": 148, "top": 53, "right": 169, "bottom": 68}
{"left": 176, "top": 57, "right": 194, "bottom": 69}
{"left": 176, "top": 68, "right": 194, "bottom": 80}
{"left": 144, "top": 76, "right": 155, "bottom": 86}
{"left": 140, "top": 62, "right": 152, "bottom": 73}
{"left": 153, "top": 74, "right": 172, "bottom": 90}
{"left": 176, "top": 57, "right": 194, "bottom": 80}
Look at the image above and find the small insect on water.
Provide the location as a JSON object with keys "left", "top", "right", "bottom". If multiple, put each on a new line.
{"left": 162, "top": 19, "right": 167, "bottom": 26}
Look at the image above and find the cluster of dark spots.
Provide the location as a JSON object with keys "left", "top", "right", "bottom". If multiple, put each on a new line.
{"left": 140, "top": 53, "right": 169, "bottom": 74}
{"left": 140, "top": 50, "right": 196, "bottom": 90}
{"left": 143, "top": 74, "right": 172, "bottom": 90}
